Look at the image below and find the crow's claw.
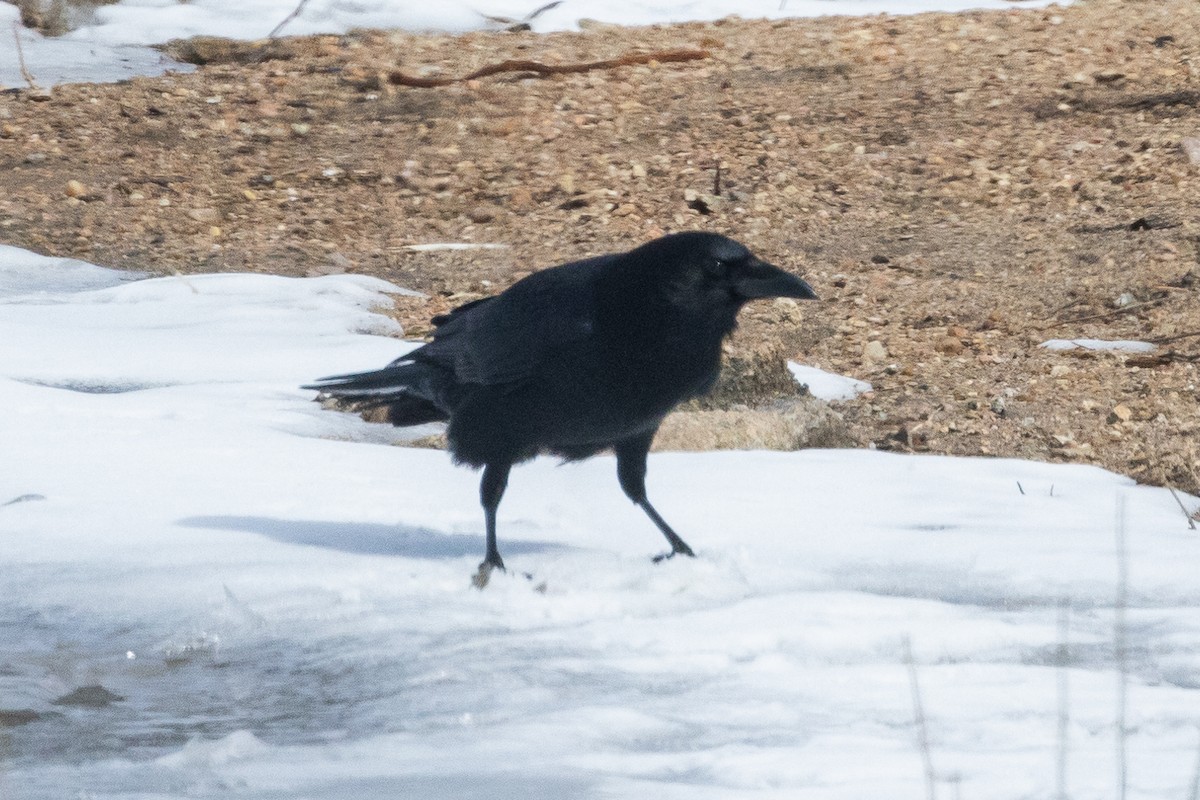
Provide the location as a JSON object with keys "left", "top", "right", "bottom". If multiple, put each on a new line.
{"left": 472, "top": 559, "right": 505, "bottom": 589}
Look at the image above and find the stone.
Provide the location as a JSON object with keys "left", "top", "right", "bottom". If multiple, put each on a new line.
{"left": 936, "top": 336, "right": 964, "bottom": 355}
{"left": 862, "top": 340, "right": 888, "bottom": 364}
{"left": 466, "top": 204, "right": 498, "bottom": 224}
{"left": 1181, "top": 137, "right": 1200, "bottom": 166}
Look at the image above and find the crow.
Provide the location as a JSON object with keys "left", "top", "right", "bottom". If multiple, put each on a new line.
{"left": 305, "top": 232, "right": 816, "bottom": 585}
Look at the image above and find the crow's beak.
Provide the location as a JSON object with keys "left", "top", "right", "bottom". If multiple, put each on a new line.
{"left": 734, "top": 259, "right": 818, "bottom": 301}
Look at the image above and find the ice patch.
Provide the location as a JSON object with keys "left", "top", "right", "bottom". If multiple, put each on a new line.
{"left": 1040, "top": 338, "right": 1157, "bottom": 353}
{"left": 788, "top": 361, "right": 872, "bottom": 401}
{"left": 0, "top": 244, "right": 144, "bottom": 299}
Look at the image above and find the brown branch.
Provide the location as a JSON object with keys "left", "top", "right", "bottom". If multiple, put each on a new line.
{"left": 1148, "top": 329, "right": 1200, "bottom": 346}
{"left": 388, "top": 48, "right": 710, "bottom": 88}
{"left": 1038, "top": 296, "right": 1169, "bottom": 330}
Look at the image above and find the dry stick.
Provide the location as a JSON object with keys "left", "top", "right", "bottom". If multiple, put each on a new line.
{"left": 1149, "top": 330, "right": 1200, "bottom": 346}
{"left": 267, "top": 0, "right": 312, "bottom": 39}
{"left": 12, "top": 22, "right": 39, "bottom": 90}
{"left": 388, "top": 48, "right": 711, "bottom": 88}
{"left": 1168, "top": 488, "right": 1198, "bottom": 531}
{"left": 1115, "top": 494, "right": 1130, "bottom": 800}
{"left": 902, "top": 635, "right": 937, "bottom": 800}
{"left": 1042, "top": 296, "right": 1169, "bottom": 329}
{"left": 1056, "top": 598, "right": 1071, "bottom": 800}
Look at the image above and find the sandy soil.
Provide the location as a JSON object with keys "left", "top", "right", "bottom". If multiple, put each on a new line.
{"left": 1, "top": 0, "right": 1197, "bottom": 495}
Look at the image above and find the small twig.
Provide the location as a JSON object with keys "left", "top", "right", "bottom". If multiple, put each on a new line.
{"left": 1041, "top": 296, "right": 1169, "bottom": 329}
{"left": 481, "top": 1, "right": 562, "bottom": 31}
{"left": 1148, "top": 330, "right": 1200, "bottom": 346}
{"left": 712, "top": 162, "right": 723, "bottom": 196}
{"left": 1, "top": 493, "right": 46, "bottom": 507}
{"left": 12, "top": 22, "right": 40, "bottom": 90}
{"left": 172, "top": 271, "right": 200, "bottom": 294}
{"left": 1017, "top": 481, "right": 1025, "bottom": 496}
{"left": 1168, "top": 487, "right": 1198, "bottom": 531}
{"left": 267, "top": 0, "right": 312, "bottom": 39}
{"left": 1046, "top": 297, "right": 1087, "bottom": 318}
{"left": 902, "top": 636, "right": 937, "bottom": 800}
{"left": 388, "top": 48, "right": 711, "bottom": 88}
{"left": 1114, "top": 494, "right": 1129, "bottom": 800}
{"left": 1056, "top": 597, "right": 1071, "bottom": 800}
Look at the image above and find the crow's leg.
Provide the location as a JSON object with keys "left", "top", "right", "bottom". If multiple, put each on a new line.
{"left": 615, "top": 432, "right": 695, "bottom": 561}
{"left": 473, "top": 461, "right": 512, "bottom": 588}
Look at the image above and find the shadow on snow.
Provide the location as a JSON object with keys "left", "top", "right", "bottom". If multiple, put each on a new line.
{"left": 177, "top": 515, "right": 553, "bottom": 559}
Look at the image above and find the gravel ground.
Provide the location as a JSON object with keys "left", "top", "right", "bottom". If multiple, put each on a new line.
{"left": 1, "top": 0, "right": 1198, "bottom": 495}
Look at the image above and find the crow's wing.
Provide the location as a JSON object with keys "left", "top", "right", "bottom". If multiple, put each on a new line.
{"left": 411, "top": 255, "right": 612, "bottom": 386}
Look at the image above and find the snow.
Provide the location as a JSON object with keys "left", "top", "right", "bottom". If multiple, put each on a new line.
{"left": 788, "top": 361, "right": 871, "bottom": 401}
{"left": 0, "top": 0, "right": 1189, "bottom": 794}
{"left": 1041, "top": 339, "right": 1159, "bottom": 354}
{"left": 1, "top": 245, "right": 1198, "bottom": 799}
{"left": 1, "top": 0, "right": 1065, "bottom": 87}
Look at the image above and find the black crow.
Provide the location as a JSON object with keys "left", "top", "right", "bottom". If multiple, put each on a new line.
{"left": 305, "top": 232, "right": 816, "bottom": 585}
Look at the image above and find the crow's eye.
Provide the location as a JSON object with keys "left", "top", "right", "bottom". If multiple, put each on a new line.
{"left": 706, "top": 258, "right": 728, "bottom": 278}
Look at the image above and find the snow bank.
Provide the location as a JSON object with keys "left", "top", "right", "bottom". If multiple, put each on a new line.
{"left": 1, "top": 244, "right": 1197, "bottom": 799}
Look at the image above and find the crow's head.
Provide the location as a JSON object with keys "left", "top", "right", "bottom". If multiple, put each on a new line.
{"left": 631, "top": 232, "right": 816, "bottom": 313}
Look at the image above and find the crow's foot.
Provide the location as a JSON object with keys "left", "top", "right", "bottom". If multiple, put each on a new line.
{"left": 651, "top": 545, "right": 696, "bottom": 564}
{"left": 471, "top": 558, "right": 505, "bottom": 589}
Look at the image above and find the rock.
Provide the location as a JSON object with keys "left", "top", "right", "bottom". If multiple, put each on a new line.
{"left": 65, "top": 180, "right": 88, "bottom": 198}
{"left": 935, "top": 336, "right": 964, "bottom": 355}
{"left": 52, "top": 685, "right": 125, "bottom": 708}
{"left": 466, "top": 204, "right": 498, "bottom": 224}
{"left": 862, "top": 340, "right": 888, "bottom": 365}
{"left": 186, "top": 207, "right": 221, "bottom": 224}
{"left": 1108, "top": 404, "right": 1133, "bottom": 424}
{"left": 1181, "top": 137, "right": 1200, "bottom": 166}
{"left": 0, "top": 709, "right": 43, "bottom": 727}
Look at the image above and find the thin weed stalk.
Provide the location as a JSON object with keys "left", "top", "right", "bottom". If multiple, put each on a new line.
{"left": 902, "top": 635, "right": 937, "bottom": 800}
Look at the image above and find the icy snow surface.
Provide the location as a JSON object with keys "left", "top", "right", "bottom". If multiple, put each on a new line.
{"left": 1, "top": 0, "right": 1063, "bottom": 87}
{"left": 1041, "top": 339, "right": 1158, "bottom": 354}
{"left": 1, "top": 245, "right": 1197, "bottom": 799}
{"left": 788, "top": 361, "right": 871, "bottom": 401}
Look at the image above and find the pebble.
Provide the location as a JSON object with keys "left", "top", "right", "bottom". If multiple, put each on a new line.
{"left": 862, "top": 340, "right": 888, "bottom": 365}
{"left": 1181, "top": 138, "right": 1200, "bottom": 166}
{"left": 65, "top": 180, "right": 88, "bottom": 198}
{"left": 466, "top": 204, "right": 498, "bottom": 224}
{"left": 936, "top": 335, "right": 965, "bottom": 355}
{"left": 186, "top": 208, "right": 220, "bottom": 224}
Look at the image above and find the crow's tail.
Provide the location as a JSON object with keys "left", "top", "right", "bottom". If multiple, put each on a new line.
{"left": 303, "top": 360, "right": 452, "bottom": 427}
